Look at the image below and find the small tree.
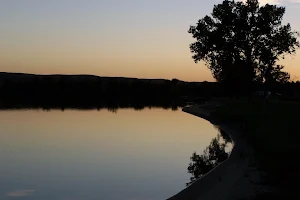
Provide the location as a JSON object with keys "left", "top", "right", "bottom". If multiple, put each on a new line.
{"left": 188, "top": 0, "right": 299, "bottom": 90}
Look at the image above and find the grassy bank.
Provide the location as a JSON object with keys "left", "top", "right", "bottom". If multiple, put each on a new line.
{"left": 210, "top": 98, "right": 300, "bottom": 199}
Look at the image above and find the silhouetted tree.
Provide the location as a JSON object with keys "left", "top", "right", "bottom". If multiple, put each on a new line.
{"left": 263, "top": 65, "right": 290, "bottom": 84}
{"left": 188, "top": 0, "right": 299, "bottom": 93}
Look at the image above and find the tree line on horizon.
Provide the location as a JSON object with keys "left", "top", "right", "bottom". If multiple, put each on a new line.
{"left": 1, "top": 71, "right": 300, "bottom": 109}
{"left": 0, "top": 74, "right": 221, "bottom": 109}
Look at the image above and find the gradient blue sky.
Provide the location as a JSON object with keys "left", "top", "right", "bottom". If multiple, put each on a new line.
{"left": 0, "top": 0, "right": 299, "bottom": 81}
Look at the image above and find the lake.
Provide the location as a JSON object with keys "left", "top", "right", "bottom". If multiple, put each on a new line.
{"left": 0, "top": 108, "right": 222, "bottom": 200}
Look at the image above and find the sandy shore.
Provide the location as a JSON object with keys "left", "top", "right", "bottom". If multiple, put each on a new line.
{"left": 166, "top": 104, "right": 267, "bottom": 200}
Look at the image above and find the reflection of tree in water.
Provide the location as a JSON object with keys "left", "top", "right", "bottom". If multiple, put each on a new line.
{"left": 215, "top": 126, "right": 232, "bottom": 144}
{"left": 186, "top": 129, "right": 232, "bottom": 186}
{"left": 107, "top": 107, "right": 118, "bottom": 113}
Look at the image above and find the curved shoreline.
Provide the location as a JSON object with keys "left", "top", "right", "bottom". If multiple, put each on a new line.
{"left": 167, "top": 105, "right": 263, "bottom": 200}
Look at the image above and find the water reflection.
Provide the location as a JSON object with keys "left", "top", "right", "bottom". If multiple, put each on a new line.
{"left": 186, "top": 127, "right": 232, "bottom": 186}
{"left": 7, "top": 190, "right": 35, "bottom": 197}
{"left": 0, "top": 101, "right": 184, "bottom": 112}
{"left": 0, "top": 108, "right": 220, "bottom": 200}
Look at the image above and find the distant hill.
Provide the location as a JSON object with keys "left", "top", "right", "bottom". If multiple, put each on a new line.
{"left": 0, "top": 72, "right": 222, "bottom": 109}
{"left": 0, "top": 72, "right": 205, "bottom": 85}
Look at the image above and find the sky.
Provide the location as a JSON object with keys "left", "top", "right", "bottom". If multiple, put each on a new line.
{"left": 0, "top": 0, "right": 299, "bottom": 82}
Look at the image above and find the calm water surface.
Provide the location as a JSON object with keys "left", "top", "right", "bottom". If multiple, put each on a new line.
{"left": 0, "top": 108, "right": 220, "bottom": 200}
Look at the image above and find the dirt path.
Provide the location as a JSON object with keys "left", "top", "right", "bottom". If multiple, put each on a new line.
{"left": 166, "top": 104, "right": 268, "bottom": 200}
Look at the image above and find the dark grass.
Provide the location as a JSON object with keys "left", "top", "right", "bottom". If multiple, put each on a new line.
{"left": 211, "top": 98, "right": 300, "bottom": 199}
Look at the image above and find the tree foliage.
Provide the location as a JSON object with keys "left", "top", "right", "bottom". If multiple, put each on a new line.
{"left": 188, "top": 0, "right": 299, "bottom": 85}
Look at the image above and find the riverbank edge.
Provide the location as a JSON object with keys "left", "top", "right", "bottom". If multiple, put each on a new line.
{"left": 167, "top": 105, "right": 264, "bottom": 200}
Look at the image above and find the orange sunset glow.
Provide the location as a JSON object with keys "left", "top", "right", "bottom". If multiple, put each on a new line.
{"left": 0, "top": 0, "right": 299, "bottom": 81}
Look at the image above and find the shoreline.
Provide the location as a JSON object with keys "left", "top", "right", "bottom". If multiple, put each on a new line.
{"left": 167, "top": 105, "right": 265, "bottom": 200}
